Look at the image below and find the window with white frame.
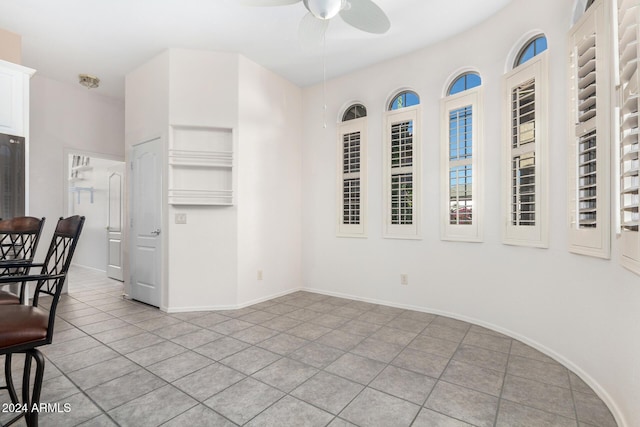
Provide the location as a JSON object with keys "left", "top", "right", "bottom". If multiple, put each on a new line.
{"left": 441, "top": 72, "right": 483, "bottom": 242}
{"left": 617, "top": 0, "right": 640, "bottom": 274}
{"left": 502, "top": 36, "right": 549, "bottom": 247}
{"left": 384, "top": 91, "right": 421, "bottom": 238}
{"left": 337, "top": 104, "right": 367, "bottom": 237}
{"left": 567, "top": 0, "right": 611, "bottom": 258}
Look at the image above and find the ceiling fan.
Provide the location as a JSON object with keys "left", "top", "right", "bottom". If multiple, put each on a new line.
{"left": 240, "top": 0, "right": 391, "bottom": 46}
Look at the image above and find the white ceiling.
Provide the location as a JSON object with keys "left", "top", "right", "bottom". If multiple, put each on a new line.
{"left": 0, "top": 0, "right": 513, "bottom": 99}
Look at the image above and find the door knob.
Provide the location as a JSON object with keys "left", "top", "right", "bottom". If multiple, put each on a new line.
{"left": 151, "top": 229, "right": 161, "bottom": 236}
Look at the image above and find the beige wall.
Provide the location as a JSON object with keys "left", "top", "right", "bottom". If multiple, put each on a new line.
{"left": 0, "top": 28, "right": 21, "bottom": 64}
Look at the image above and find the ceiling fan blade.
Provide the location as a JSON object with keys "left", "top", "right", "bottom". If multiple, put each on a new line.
{"left": 339, "top": 0, "right": 390, "bottom": 34}
{"left": 238, "top": 0, "right": 301, "bottom": 6}
{"left": 298, "top": 12, "right": 329, "bottom": 49}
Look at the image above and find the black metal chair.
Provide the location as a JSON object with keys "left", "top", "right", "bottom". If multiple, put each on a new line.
{"left": 0, "top": 217, "right": 46, "bottom": 305}
{"left": 0, "top": 216, "right": 84, "bottom": 427}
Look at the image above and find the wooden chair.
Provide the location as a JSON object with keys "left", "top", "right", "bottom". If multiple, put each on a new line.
{"left": 0, "top": 217, "right": 46, "bottom": 305}
{"left": 0, "top": 216, "right": 84, "bottom": 427}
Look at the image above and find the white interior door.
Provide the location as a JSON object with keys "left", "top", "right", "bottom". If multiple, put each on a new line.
{"left": 131, "top": 138, "right": 162, "bottom": 307}
{"left": 107, "top": 164, "right": 124, "bottom": 281}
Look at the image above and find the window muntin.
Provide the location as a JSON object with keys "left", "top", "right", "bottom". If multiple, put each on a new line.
{"left": 511, "top": 79, "right": 537, "bottom": 226}
{"left": 515, "top": 36, "right": 548, "bottom": 67}
{"left": 390, "top": 120, "right": 414, "bottom": 225}
{"left": 388, "top": 91, "right": 420, "bottom": 110}
{"left": 449, "top": 106, "right": 473, "bottom": 225}
{"left": 342, "top": 131, "right": 361, "bottom": 225}
{"left": 384, "top": 100, "right": 420, "bottom": 239}
{"left": 448, "top": 73, "right": 482, "bottom": 96}
{"left": 337, "top": 105, "right": 367, "bottom": 237}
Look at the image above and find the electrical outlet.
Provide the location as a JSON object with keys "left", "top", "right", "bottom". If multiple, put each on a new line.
{"left": 400, "top": 274, "right": 409, "bottom": 285}
{"left": 257, "top": 269, "right": 263, "bottom": 281}
{"left": 175, "top": 213, "right": 187, "bottom": 224}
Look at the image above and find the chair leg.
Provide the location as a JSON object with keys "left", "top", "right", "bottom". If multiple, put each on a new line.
{"left": 21, "top": 351, "right": 32, "bottom": 425}
{"left": 3, "top": 353, "right": 19, "bottom": 404}
{"left": 20, "top": 350, "right": 44, "bottom": 427}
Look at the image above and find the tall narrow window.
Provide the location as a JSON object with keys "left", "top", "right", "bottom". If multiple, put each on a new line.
{"left": 502, "top": 37, "right": 549, "bottom": 247}
{"left": 567, "top": 0, "right": 611, "bottom": 258}
{"left": 441, "top": 72, "right": 483, "bottom": 241}
{"left": 337, "top": 104, "right": 367, "bottom": 237}
{"left": 384, "top": 91, "right": 421, "bottom": 238}
{"left": 618, "top": 0, "right": 640, "bottom": 274}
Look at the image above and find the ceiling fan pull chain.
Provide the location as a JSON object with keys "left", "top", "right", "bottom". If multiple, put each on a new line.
{"left": 322, "top": 30, "right": 327, "bottom": 129}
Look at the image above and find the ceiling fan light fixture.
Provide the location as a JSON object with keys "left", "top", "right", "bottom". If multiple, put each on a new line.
{"left": 304, "top": 0, "right": 343, "bottom": 20}
{"left": 78, "top": 74, "right": 100, "bottom": 89}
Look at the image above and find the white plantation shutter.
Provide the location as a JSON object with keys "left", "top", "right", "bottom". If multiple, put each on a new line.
{"left": 337, "top": 116, "right": 367, "bottom": 237}
{"left": 502, "top": 52, "right": 549, "bottom": 247}
{"left": 618, "top": 0, "right": 640, "bottom": 273}
{"left": 384, "top": 106, "right": 421, "bottom": 238}
{"left": 567, "top": 0, "right": 611, "bottom": 258}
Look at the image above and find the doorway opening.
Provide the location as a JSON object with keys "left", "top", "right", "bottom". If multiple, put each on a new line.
{"left": 64, "top": 150, "right": 125, "bottom": 290}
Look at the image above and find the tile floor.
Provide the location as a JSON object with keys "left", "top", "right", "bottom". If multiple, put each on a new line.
{"left": 0, "top": 266, "right": 618, "bottom": 427}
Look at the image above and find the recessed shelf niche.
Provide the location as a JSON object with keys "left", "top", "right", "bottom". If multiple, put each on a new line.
{"left": 168, "top": 125, "right": 233, "bottom": 205}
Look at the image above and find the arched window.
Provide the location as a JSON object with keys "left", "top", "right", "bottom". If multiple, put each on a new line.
{"left": 442, "top": 72, "right": 483, "bottom": 241}
{"left": 388, "top": 90, "right": 420, "bottom": 111}
{"left": 447, "top": 72, "right": 482, "bottom": 96}
{"left": 503, "top": 34, "right": 549, "bottom": 247}
{"left": 337, "top": 103, "right": 368, "bottom": 237}
{"left": 514, "top": 35, "right": 548, "bottom": 68}
{"left": 384, "top": 90, "right": 421, "bottom": 238}
{"left": 342, "top": 104, "right": 367, "bottom": 122}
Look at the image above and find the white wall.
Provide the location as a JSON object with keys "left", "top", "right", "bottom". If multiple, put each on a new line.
{"left": 237, "top": 56, "right": 303, "bottom": 306}
{"left": 300, "top": 0, "right": 640, "bottom": 426}
{"left": 166, "top": 49, "right": 239, "bottom": 310}
{"left": 30, "top": 75, "right": 124, "bottom": 261}
{"left": 126, "top": 49, "right": 303, "bottom": 311}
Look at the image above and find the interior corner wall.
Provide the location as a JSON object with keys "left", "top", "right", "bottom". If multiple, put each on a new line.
{"left": 124, "top": 50, "right": 170, "bottom": 303}
{"left": 30, "top": 75, "right": 125, "bottom": 262}
{"left": 166, "top": 49, "right": 240, "bottom": 310}
{"left": 237, "top": 56, "right": 303, "bottom": 306}
{"left": 300, "top": 0, "right": 640, "bottom": 426}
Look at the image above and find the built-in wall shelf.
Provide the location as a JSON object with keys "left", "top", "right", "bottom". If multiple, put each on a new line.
{"left": 168, "top": 125, "right": 233, "bottom": 206}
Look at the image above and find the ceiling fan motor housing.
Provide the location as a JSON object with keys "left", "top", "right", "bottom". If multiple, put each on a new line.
{"left": 303, "top": 0, "right": 344, "bottom": 19}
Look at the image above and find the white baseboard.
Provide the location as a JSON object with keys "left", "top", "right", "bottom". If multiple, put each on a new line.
{"left": 163, "top": 287, "right": 304, "bottom": 313}
{"left": 302, "top": 286, "right": 627, "bottom": 427}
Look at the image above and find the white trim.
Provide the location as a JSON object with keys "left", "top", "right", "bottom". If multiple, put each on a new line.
{"left": 440, "top": 86, "right": 484, "bottom": 242}
{"left": 502, "top": 52, "right": 549, "bottom": 248}
{"left": 301, "top": 285, "right": 628, "bottom": 427}
{"left": 440, "top": 66, "right": 482, "bottom": 99}
{"left": 383, "top": 105, "right": 421, "bottom": 239}
{"left": 164, "top": 287, "right": 303, "bottom": 313}
{"left": 504, "top": 30, "right": 547, "bottom": 73}
{"left": 337, "top": 116, "right": 368, "bottom": 238}
{"left": 567, "top": 0, "right": 612, "bottom": 259}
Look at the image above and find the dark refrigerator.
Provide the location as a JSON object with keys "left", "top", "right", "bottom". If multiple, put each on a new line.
{"left": 0, "top": 133, "right": 25, "bottom": 219}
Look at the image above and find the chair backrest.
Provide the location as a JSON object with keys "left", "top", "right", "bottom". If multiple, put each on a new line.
{"left": 32, "top": 216, "right": 85, "bottom": 344}
{"left": 33, "top": 216, "right": 85, "bottom": 311}
{"left": 0, "top": 216, "right": 45, "bottom": 262}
